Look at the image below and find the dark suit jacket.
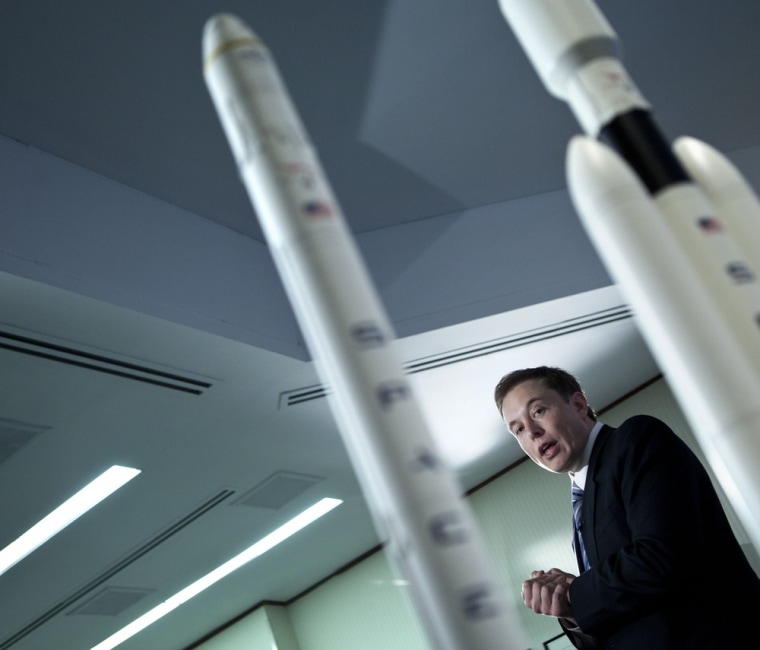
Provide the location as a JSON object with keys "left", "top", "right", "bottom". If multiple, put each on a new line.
{"left": 564, "top": 416, "right": 760, "bottom": 649}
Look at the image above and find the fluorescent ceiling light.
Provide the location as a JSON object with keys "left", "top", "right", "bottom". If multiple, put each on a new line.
{"left": 0, "top": 465, "right": 141, "bottom": 577}
{"left": 91, "top": 497, "right": 343, "bottom": 650}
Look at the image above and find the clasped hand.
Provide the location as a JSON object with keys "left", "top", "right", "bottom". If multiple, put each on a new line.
{"left": 521, "top": 568, "right": 576, "bottom": 619}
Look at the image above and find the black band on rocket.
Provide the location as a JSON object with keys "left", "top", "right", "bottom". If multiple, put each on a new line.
{"left": 600, "top": 109, "right": 690, "bottom": 195}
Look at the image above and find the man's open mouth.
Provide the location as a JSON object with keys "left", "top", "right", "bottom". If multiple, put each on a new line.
{"left": 540, "top": 441, "right": 558, "bottom": 458}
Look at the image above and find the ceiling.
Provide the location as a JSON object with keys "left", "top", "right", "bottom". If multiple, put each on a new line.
{"left": 0, "top": 1, "right": 758, "bottom": 648}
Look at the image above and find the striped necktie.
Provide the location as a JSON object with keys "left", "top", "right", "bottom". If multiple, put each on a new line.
{"left": 572, "top": 481, "right": 590, "bottom": 572}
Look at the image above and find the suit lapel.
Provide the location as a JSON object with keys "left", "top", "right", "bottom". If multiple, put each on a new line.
{"left": 582, "top": 424, "right": 614, "bottom": 569}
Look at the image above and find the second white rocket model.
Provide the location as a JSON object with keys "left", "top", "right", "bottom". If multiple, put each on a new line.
{"left": 499, "top": 0, "right": 760, "bottom": 552}
{"left": 202, "top": 14, "right": 527, "bottom": 650}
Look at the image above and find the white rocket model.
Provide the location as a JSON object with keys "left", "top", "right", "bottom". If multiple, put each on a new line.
{"left": 202, "top": 14, "right": 527, "bottom": 650}
{"left": 499, "top": 0, "right": 760, "bottom": 552}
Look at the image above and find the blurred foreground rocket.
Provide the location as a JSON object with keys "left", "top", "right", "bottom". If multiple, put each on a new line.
{"left": 499, "top": 0, "right": 760, "bottom": 551}
{"left": 202, "top": 14, "right": 527, "bottom": 650}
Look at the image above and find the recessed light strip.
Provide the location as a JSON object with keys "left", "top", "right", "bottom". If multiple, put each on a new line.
{"left": 0, "top": 465, "right": 141, "bottom": 577}
{"left": 90, "top": 497, "right": 343, "bottom": 650}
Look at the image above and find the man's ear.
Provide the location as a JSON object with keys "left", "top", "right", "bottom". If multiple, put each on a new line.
{"left": 571, "top": 391, "right": 588, "bottom": 415}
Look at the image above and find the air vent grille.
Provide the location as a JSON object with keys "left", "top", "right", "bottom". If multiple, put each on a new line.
{"left": 0, "top": 418, "right": 50, "bottom": 466}
{"left": 279, "top": 306, "right": 632, "bottom": 408}
{"left": 280, "top": 385, "right": 328, "bottom": 407}
{"left": 0, "top": 330, "right": 213, "bottom": 395}
{"left": 233, "top": 471, "right": 323, "bottom": 510}
{"left": 67, "top": 587, "right": 154, "bottom": 617}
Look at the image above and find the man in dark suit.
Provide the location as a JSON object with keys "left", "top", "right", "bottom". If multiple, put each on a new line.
{"left": 494, "top": 366, "right": 760, "bottom": 649}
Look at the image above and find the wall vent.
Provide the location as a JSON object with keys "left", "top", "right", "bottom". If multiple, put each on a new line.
{"left": 279, "top": 385, "right": 328, "bottom": 407}
{"left": 0, "top": 489, "right": 235, "bottom": 649}
{"left": 67, "top": 587, "right": 154, "bottom": 617}
{"left": 279, "top": 306, "right": 633, "bottom": 408}
{"left": 0, "top": 329, "right": 213, "bottom": 395}
{"left": 0, "top": 418, "right": 50, "bottom": 466}
{"left": 232, "top": 471, "right": 323, "bottom": 510}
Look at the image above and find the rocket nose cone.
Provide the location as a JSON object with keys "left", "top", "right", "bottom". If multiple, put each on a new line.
{"left": 566, "top": 135, "right": 653, "bottom": 216}
{"left": 566, "top": 136, "right": 613, "bottom": 198}
{"left": 567, "top": 135, "right": 641, "bottom": 194}
{"left": 674, "top": 136, "right": 740, "bottom": 187}
{"left": 673, "top": 137, "right": 715, "bottom": 173}
{"left": 202, "top": 13, "right": 257, "bottom": 61}
{"left": 566, "top": 135, "right": 618, "bottom": 173}
{"left": 566, "top": 135, "right": 593, "bottom": 172}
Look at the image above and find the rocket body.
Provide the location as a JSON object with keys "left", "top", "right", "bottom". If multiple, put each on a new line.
{"left": 498, "top": 0, "right": 760, "bottom": 347}
{"left": 567, "top": 138, "right": 760, "bottom": 543}
{"left": 500, "top": 0, "right": 760, "bottom": 552}
{"left": 674, "top": 136, "right": 760, "bottom": 271}
{"left": 203, "top": 14, "right": 527, "bottom": 650}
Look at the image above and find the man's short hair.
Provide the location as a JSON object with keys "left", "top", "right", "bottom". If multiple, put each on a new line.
{"left": 493, "top": 366, "right": 597, "bottom": 421}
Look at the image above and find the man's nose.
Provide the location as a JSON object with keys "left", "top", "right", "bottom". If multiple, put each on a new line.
{"left": 527, "top": 422, "right": 544, "bottom": 438}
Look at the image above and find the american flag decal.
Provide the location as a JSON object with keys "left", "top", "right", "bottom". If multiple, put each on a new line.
{"left": 301, "top": 200, "right": 332, "bottom": 217}
{"left": 697, "top": 216, "right": 723, "bottom": 233}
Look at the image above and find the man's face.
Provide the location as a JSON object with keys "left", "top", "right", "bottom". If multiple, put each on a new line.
{"left": 500, "top": 379, "right": 592, "bottom": 474}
